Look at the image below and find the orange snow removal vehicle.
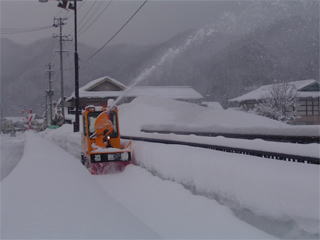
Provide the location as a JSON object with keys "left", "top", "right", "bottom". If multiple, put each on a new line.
{"left": 81, "top": 105, "right": 132, "bottom": 174}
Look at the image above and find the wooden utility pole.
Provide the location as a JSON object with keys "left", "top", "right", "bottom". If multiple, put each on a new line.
{"left": 73, "top": 0, "right": 80, "bottom": 132}
{"left": 46, "top": 63, "right": 54, "bottom": 125}
{"left": 53, "top": 17, "right": 72, "bottom": 120}
{"left": 44, "top": 93, "right": 48, "bottom": 128}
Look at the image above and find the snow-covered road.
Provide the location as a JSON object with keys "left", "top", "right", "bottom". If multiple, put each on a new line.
{"left": 1, "top": 133, "right": 159, "bottom": 239}
{"left": 0, "top": 134, "right": 25, "bottom": 181}
{"left": 41, "top": 125, "right": 319, "bottom": 238}
{"left": 2, "top": 132, "right": 274, "bottom": 238}
{"left": 96, "top": 165, "right": 271, "bottom": 239}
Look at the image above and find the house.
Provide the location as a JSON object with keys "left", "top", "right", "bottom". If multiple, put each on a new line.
{"left": 228, "top": 79, "right": 320, "bottom": 124}
{"left": 66, "top": 76, "right": 203, "bottom": 114}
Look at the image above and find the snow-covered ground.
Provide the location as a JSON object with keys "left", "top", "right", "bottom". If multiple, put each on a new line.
{"left": 119, "top": 96, "right": 319, "bottom": 158}
{"left": 2, "top": 97, "right": 319, "bottom": 238}
{"left": 96, "top": 165, "right": 271, "bottom": 239}
{"left": 0, "top": 134, "right": 25, "bottom": 181}
{"left": 124, "top": 132, "right": 320, "bottom": 159}
{"left": 1, "top": 133, "right": 159, "bottom": 238}
{"left": 1, "top": 132, "right": 273, "bottom": 239}
{"left": 41, "top": 123, "right": 319, "bottom": 239}
{"left": 119, "top": 96, "right": 320, "bottom": 137}
{"left": 134, "top": 141, "right": 319, "bottom": 238}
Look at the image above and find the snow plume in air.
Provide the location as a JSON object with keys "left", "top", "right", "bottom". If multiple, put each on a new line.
{"left": 109, "top": 24, "right": 218, "bottom": 110}
{"left": 110, "top": 0, "right": 317, "bottom": 110}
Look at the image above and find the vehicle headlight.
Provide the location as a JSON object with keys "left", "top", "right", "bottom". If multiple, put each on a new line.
{"left": 94, "top": 154, "right": 101, "bottom": 161}
{"left": 121, "top": 152, "right": 129, "bottom": 161}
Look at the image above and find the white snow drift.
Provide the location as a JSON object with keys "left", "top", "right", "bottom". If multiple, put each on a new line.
{"left": 119, "top": 96, "right": 320, "bottom": 137}
{"left": 133, "top": 141, "right": 320, "bottom": 237}
{"left": 1, "top": 133, "right": 159, "bottom": 239}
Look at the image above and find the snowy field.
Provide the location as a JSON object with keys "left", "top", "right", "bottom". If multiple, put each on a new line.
{"left": 1, "top": 97, "right": 319, "bottom": 239}
{"left": 119, "top": 96, "right": 320, "bottom": 137}
{"left": 134, "top": 141, "right": 319, "bottom": 238}
{"left": 118, "top": 97, "right": 319, "bottom": 159}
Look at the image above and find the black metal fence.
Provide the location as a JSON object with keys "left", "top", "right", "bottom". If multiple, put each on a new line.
{"left": 122, "top": 135, "right": 320, "bottom": 165}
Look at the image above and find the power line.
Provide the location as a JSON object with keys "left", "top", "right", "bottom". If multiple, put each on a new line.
{"left": 78, "top": 0, "right": 98, "bottom": 30}
{"left": 78, "top": 1, "right": 104, "bottom": 33}
{"left": 78, "top": 0, "right": 87, "bottom": 10}
{"left": 87, "top": 0, "right": 148, "bottom": 61}
{"left": 79, "top": 0, "right": 112, "bottom": 35}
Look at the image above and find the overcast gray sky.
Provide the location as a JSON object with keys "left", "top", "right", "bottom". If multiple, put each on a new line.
{"left": 0, "top": 0, "right": 248, "bottom": 47}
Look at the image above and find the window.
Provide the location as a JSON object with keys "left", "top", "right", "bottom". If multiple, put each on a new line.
{"left": 297, "top": 98, "right": 320, "bottom": 116}
{"left": 88, "top": 111, "right": 119, "bottom": 137}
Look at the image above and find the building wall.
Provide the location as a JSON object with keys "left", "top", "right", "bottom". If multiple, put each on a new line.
{"left": 233, "top": 97, "right": 320, "bottom": 124}
{"left": 239, "top": 100, "right": 257, "bottom": 110}
{"left": 66, "top": 96, "right": 203, "bottom": 115}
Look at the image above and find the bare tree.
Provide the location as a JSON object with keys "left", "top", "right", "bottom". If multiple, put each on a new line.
{"left": 254, "top": 81, "right": 297, "bottom": 122}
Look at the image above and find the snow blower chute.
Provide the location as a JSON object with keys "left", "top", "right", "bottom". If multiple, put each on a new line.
{"left": 81, "top": 105, "right": 132, "bottom": 174}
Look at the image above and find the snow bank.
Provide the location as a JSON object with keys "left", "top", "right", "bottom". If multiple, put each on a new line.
{"left": 40, "top": 124, "right": 81, "bottom": 158}
{"left": 38, "top": 126, "right": 273, "bottom": 238}
{"left": 126, "top": 133, "right": 320, "bottom": 159}
{"left": 0, "top": 133, "right": 25, "bottom": 181}
{"left": 42, "top": 125, "right": 319, "bottom": 238}
{"left": 96, "top": 165, "right": 273, "bottom": 239}
{"left": 133, "top": 141, "right": 320, "bottom": 238}
{"left": 1, "top": 133, "right": 159, "bottom": 238}
{"left": 119, "top": 96, "right": 319, "bottom": 158}
{"left": 119, "top": 96, "right": 320, "bottom": 136}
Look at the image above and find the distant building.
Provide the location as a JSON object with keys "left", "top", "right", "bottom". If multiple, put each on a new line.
{"left": 229, "top": 79, "right": 320, "bottom": 124}
{"left": 66, "top": 75, "right": 203, "bottom": 114}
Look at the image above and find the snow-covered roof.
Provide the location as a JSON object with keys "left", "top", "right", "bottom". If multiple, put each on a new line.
{"left": 229, "top": 79, "right": 319, "bottom": 102}
{"left": 79, "top": 76, "right": 126, "bottom": 92}
{"left": 67, "top": 76, "right": 203, "bottom": 101}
